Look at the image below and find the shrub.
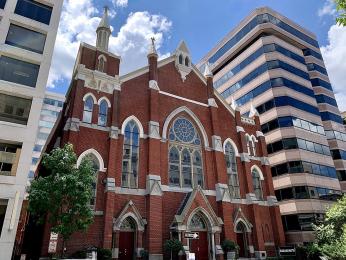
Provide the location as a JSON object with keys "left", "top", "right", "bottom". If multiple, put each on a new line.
{"left": 222, "top": 240, "right": 239, "bottom": 252}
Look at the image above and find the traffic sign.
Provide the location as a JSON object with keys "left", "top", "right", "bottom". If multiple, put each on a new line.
{"left": 184, "top": 232, "right": 199, "bottom": 239}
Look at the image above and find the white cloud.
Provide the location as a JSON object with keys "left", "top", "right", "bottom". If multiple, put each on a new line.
{"left": 321, "top": 24, "right": 346, "bottom": 111}
{"left": 47, "top": 0, "right": 172, "bottom": 90}
{"left": 112, "top": 0, "right": 128, "bottom": 8}
{"left": 318, "top": 0, "right": 336, "bottom": 17}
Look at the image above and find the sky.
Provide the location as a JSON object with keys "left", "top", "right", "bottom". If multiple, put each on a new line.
{"left": 47, "top": 0, "right": 346, "bottom": 111}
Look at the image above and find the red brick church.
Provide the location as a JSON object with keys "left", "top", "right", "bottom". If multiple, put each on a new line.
{"left": 40, "top": 8, "right": 285, "bottom": 260}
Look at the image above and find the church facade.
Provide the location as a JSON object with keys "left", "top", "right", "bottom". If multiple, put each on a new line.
{"left": 40, "top": 8, "right": 285, "bottom": 260}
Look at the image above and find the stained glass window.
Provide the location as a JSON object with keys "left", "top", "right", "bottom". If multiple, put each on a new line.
{"left": 189, "top": 214, "right": 206, "bottom": 230}
{"left": 122, "top": 120, "right": 139, "bottom": 188}
{"left": 168, "top": 117, "right": 204, "bottom": 188}
{"left": 83, "top": 96, "right": 93, "bottom": 123}
{"left": 252, "top": 168, "right": 263, "bottom": 200}
{"left": 225, "top": 142, "right": 240, "bottom": 198}
{"left": 98, "top": 100, "right": 108, "bottom": 126}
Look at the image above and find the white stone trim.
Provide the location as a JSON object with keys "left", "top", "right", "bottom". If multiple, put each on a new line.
{"left": 223, "top": 138, "right": 240, "bottom": 157}
{"left": 148, "top": 121, "right": 161, "bottom": 139}
{"left": 256, "top": 131, "right": 264, "bottom": 137}
{"left": 234, "top": 218, "right": 252, "bottom": 233}
{"left": 121, "top": 115, "right": 145, "bottom": 138}
{"left": 97, "top": 54, "right": 107, "bottom": 62}
{"left": 76, "top": 148, "right": 106, "bottom": 172}
{"left": 208, "top": 98, "right": 218, "bottom": 108}
{"left": 149, "top": 80, "right": 160, "bottom": 91}
{"left": 159, "top": 91, "right": 209, "bottom": 107}
{"left": 162, "top": 106, "right": 210, "bottom": 148}
{"left": 236, "top": 126, "right": 245, "bottom": 133}
{"left": 212, "top": 135, "right": 223, "bottom": 152}
{"left": 82, "top": 92, "right": 97, "bottom": 103}
{"left": 97, "top": 96, "right": 111, "bottom": 107}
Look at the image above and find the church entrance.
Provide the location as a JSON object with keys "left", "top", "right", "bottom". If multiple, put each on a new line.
{"left": 119, "top": 217, "right": 135, "bottom": 260}
{"left": 188, "top": 213, "right": 210, "bottom": 260}
{"left": 235, "top": 221, "right": 248, "bottom": 258}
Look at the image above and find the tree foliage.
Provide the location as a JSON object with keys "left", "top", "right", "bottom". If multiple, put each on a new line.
{"left": 28, "top": 144, "right": 95, "bottom": 241}
{"left": 336, "top": 0, "right": 346, "bottom": 26}
{"left": 313, "top": 195, "right": 346, "bottom": 259}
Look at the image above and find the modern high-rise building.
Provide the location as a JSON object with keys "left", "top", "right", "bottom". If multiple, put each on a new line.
{"left": 0, "top": 0, "right": 63, "bottom": 258}
{"left": 28, "top": 91, "right": 65, "bottom": 182}
{"left": 198, "top": 7, "right": 345, "bottom": 244}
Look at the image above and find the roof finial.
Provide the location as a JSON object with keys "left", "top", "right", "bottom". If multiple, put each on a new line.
{"left": 230, "top": 96, "right": 238, "bottom": 111}
{"left": 249, "top": 100, "right": 259, "bottom": 118}
{"left": 203, "top": 63, "right": 213, "bottom": 78}
{"left": 148, "top": 36, "right": 158, "bottom": 57}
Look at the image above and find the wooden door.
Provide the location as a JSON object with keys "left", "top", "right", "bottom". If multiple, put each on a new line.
{"left": 190, "top": 232, "right": 209, "bottom": 260}
{"left": 119, "top": 232, "right": 134, "bottom": 260}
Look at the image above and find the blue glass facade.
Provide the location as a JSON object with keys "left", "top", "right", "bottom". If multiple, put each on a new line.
{"left": 15, "top": 0, "right": 52, "bottom": 25}
{"left": 214, "top": 42, "right": 305, "bottom": 89}
{"left": 261, "top": 116, "right": 325, "bottom": 135}
{"left": 307, "top": 63, "right": 328, "bottom": 75}
{"left": 303, "top": 49, "right": 323, "bottom": 60}
{"left": 331, "top": 149, "right": 346, "bottom": 160}
{"left": 311, "top": 78, "right": 333, "bottom": 91}
{"left": 267, "top": 137, "right": 331, "bottom": 156}
{"left": 320, "top": 111, "right": 343, "bottom": 124}
{"left": 275, "top": 186, "right": 341, "bottom": 202}
{"left": 209, "top": 13, "right": 319, "bottom": 64}
{"left": 220, "top": 60, "right": 310, "bottom": 99}
{"left": 236, "top": 78, "right": 314, "bottom": 106}
{"left": 315, "top": 94, "right": 338, "bottom": 107}
{"left": 255, "top": 96, "right": 320, "bottom": 116}
{"left": 271, "top": 160, "right": 337, "bottom": 179}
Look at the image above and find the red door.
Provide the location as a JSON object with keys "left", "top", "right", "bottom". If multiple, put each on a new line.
{"left": 119, "top": 232, "right": 134, "bottom": 260}
{"left": 190, "top": 232, "right": 209, "bottom": 260}
{"left": 236, "top": 232, "right": 247, "bottom": 257}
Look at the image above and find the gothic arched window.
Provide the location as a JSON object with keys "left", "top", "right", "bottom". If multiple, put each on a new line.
{"left": 98, "top": 100, "right": 108, "bottom": 126}
{"left": 189, "top": 213, "right": 207, "bottom": 231}
{"left": 185, "top": 56, "right": 190, "bottom": 66}
{"left": 225, "top": 142, "right": 240, "bottom": 198}
{"left": 168, "top": 117, "right": 204, "bottom": 188}
{"left": 121, "top": 120, "right": 140, "bottom": 188}
{"left": 179, "top": 54, "right": 183, "bottom": 65}
{"left": 83, "top": 96, "right": 94, "bottom": 123}
{"left": 252, "top": 168, "right": 263, "bottom": 200}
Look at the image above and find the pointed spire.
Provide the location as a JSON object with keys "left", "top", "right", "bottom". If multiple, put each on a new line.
{"left": 249, "top": 100, "right": 259, "bottom": 118}
{"left": 148, "top": 37, "right": 158, "bottom": 57}
{"left": 230, "top": 96, "right": 238, "bottom": 110}
{"left": 203, "top": 63, "right": 213, "bottom": 78}
{"left": 98, "top": 6, "right": 110, "bottom": 29}
{"left": 96, "top": 6, "right": 111, "bottom": 51}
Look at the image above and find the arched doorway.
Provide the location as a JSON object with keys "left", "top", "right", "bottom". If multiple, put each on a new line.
{"left": 119, "top": 217, "right": 136, "bottom": 260}
{"left": 188, "top": 213, "right": 209, "bottom": 260}
{"left": 235, "top": 221, "right": 249, "bottom": 258}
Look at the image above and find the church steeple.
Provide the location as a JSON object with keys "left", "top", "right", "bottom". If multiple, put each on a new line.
{"left": 96, "top": 6, "right": 111, "bottom": 51}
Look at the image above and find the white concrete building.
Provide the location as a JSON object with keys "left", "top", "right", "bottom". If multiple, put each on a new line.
{"left": 29, "top": 91, "right": 65, "bottom": 182}
{"left": 0, "top": 0, "right": 63, "bottom": 258}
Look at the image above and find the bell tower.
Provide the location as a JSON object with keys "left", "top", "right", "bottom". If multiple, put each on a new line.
{"left": 96, "top": 6, "right": 111, "bottom": 51}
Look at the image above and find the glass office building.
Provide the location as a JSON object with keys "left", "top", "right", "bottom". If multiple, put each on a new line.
{"left": 198, "top": 7, "right": 345, "bottom": 244}
{"left": 0, "top": 0, "right": 63, "bottom": 258}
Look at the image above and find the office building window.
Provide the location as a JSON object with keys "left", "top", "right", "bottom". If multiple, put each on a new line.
{"left": 0, "top": 200, "right": 8, "bottom": 238}
{"left": 15, "top": 0, "right": 52, "bottom": 25}
{"left": 43, "top": 98, "right": 64, "bottom": 107}
{"left": 0, "top": 0, "right": 6, "bottom": 9}
{"left": 0, "top": 56, "right": 39, "bottom": 87}
{"left": 6, "top": 24, "right": 46, "bottom": 54}
{"left": 0, "top": 143, "right": 21, "bottom": 176}
{"left": 281, "top": 214, "right": 323, "bottom": 232}
{"left": 0, "top": 93, "right": 31, "bottom": 125}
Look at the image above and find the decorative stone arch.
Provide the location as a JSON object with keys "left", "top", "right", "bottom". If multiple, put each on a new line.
{"left": 234, "top": 218, "right": 252, "bottom": 233}
{"left": 97, "top": 96, "right": 111, "bottom": 107}
{"left": 121, "top": 115, "right": 144, "bottom": 138}
{"left": 162, "top": 106, "right": 210, "bottom": 148}
{"left": 223, "top": 138, "right": 240, "bottom": 157}
{"left": 76, "top": 148, "right": 106, "bottom": 172}
{"left": 250, "top": 134, "right": 258, "bottom": 143}
{"left": 82, "top": 92, "right": 97, "bottom": 104}
{"left": 113, "top": 200, "right": 146, "bottom": 232}
{"left": 251, "top": 165, "right": 264, "bottom": 180}
{"left": 187, "top": 207, "right": 215, "bottom": 231}
{"left": 98, "top": 54, "right": 107, "bottom": 62}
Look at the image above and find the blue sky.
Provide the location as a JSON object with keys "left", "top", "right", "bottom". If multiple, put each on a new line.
{"left": 48, "top": 0, "right": 346, "bottom": 110}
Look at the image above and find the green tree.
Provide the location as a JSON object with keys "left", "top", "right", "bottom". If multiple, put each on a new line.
{"left": 336, "top": 0, "right": 346, "bottom": 26}
{"left": 313, "top": 195, "right": 346, "bottom": 259}
{"left": 28, "top": 144, "right": 95, "bottom": 256}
